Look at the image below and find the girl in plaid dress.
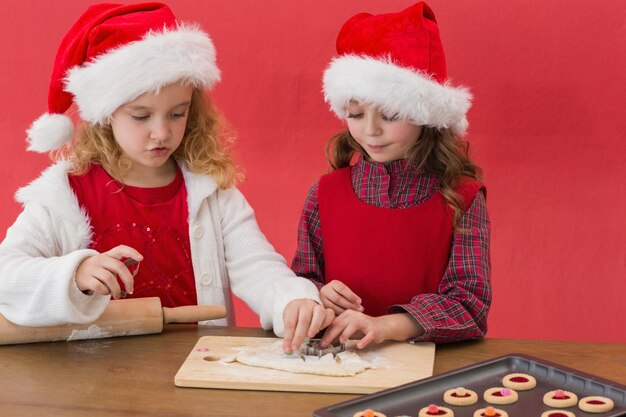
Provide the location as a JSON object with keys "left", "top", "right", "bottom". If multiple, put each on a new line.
{"left": 292, "top": 2, "right": 491, "bottom": 347}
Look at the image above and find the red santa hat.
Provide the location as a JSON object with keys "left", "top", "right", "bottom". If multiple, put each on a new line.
{"left": 26, "top": 2, "right": 221, "bottom": 153}
{"left": 323, "top": 2, "right": 472, "bottom": 135}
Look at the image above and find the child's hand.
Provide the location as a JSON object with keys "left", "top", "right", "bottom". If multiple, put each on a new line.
{"left": 319, "top": 310, "right": 387, "bottom": 350}
{"left": 319, "top": 280, "right": 364, "bottom": 315}
{"left": 282, "top": 299, "right": 335, "bottom": 353}
{"left": 75, "top": 245, "right": 143, "bottom": 300}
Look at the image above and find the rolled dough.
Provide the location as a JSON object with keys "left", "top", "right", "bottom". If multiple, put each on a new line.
{"left": 226, "top": 340, "right": 374, "bottom": 377}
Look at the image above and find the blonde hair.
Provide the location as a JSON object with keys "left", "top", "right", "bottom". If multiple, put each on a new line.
{"left": 54, "top": 88, "right": 239, "bottom": 189}
{"left": 326, "top": 126, "right": 483, "bottom": 229}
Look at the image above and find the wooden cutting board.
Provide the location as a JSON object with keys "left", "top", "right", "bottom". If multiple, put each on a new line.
{"left": 174, "top": 336, "right": 435, "bottom": 394}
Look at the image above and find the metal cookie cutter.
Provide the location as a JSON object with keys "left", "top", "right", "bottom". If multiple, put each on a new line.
{"left": 120, "top": 258, "right": 140, "bottom": 298}
{"left": 299, "top": 338, "right": 345, "bottom": 357}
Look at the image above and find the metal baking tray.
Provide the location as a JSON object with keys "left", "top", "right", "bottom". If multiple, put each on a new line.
{"left": 314, "top": 353, "right": 626, "bottom": 417}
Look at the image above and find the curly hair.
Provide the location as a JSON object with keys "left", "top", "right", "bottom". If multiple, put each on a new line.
{"left": 325, "top": 126, "right": 483, "bottom": 229}
{"left": 53, "top": 88, "right": 239, "bottom": 189}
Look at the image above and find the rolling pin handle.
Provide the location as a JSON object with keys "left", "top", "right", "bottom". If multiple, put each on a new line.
{"left": 162, "top": 305, "right": 227, "bottom": 324}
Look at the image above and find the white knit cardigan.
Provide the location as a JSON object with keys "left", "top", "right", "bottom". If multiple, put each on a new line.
{"left": 0, "top": 161, "right": 320, "bottom": 336}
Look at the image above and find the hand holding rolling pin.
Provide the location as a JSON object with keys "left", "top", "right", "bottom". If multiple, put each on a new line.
{"left": 75, "top": 244, "right": 143, "bottom": 299}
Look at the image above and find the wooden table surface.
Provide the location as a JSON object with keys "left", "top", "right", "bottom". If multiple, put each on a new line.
{"left": 1, "top": 325, "right": 624, "bottom": 417}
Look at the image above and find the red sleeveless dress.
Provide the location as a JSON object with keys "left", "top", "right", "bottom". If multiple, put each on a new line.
{"left": 318, "top": 167, "right": 481, "bottom": 317}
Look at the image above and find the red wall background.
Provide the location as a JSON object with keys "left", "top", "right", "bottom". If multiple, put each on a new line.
{"left": 1, "top": 1, "right": 624, "bottom": 343}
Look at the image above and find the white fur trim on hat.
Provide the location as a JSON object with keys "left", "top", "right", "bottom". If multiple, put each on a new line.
{"left": 26, "top": 113, "right": 75, "bottom": 153}
{"left": 65, "top": 24, "right": 220, "bottom": 125}
{"left": 323, "top": 55, "right": 472, "bottom": 135}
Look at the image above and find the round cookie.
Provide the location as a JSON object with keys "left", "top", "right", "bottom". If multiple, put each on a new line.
{"left": 578, "top": 396, "right": 614, "bottom": 413}
{"left": 353, "top": 409, "right": 386, "bottom": 417}
{"left": 473, "top": 406, "right": 508, "bottom": 417}
{"left": 541, "top": 410, "right": 576, "bottom": 417}
{"left": 418, "top": 404, "right": 455, "bottom": 417}
{"left": 483, "top": 387, "right": 519, "bottom": 405}
{"left": 443, "top": 387, "right": 478, "bottom": 406}
{"left": 501, "top": 373, "right": 537, "bottom": 391}
{"left": 543, "top": 389, "right": 578, "bottom": 408}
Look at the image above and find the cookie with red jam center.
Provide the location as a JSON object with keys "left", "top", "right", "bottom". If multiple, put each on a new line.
{"left": 540, "top": 410, "right": 576, "bottom": 417}
{"left": 484, "top": 387, "right": 519, "bottom": 405}
{"left": 443, "top": 387, "right": 478, "bottom": 406}
{"left": 543, "top": 389, "right": 578, "bottom": 408}
{"left": 502, "top": 372, "right": 537, "bottom": 390}
{"left": 473, "top": 406, "right": 508, "bottom": 417}
{"left": 578, "top": 396, "right": 614, "bottom": 413}
{"left": 353, "top": 409, "right": 386, "bottom": 417}
{"left": 418, "top": 404, "right": 455, "bottom": 417}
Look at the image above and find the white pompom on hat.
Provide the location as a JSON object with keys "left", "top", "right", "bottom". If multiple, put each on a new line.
{"left": 26, "top": 2, "right": 221, "bottom": 153}
{"left": 323, "top": 2, "right": 472, "bottom": 136}
{"left": 26, "top": 113, "right": 75, "bottom": 153}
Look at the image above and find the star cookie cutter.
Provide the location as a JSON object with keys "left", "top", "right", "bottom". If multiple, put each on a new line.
{"left": 299, "top": 338, "right": 345, "bottom": 357}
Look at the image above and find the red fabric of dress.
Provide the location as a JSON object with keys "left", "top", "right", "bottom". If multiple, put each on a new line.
{"left": 68, "top": 164, "right": 197, "bottom": 307}
{"left": 318, "top": 166, "right": 481, "bottom": 317}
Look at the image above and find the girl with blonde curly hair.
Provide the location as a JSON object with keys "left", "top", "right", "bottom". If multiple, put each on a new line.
{"left": 0, "top": 2, "right": 333, "bottom": 352}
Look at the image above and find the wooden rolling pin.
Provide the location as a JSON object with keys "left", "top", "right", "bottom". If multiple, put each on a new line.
{"left": 0, "top": 297, "right": 226, "bottom": 345}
